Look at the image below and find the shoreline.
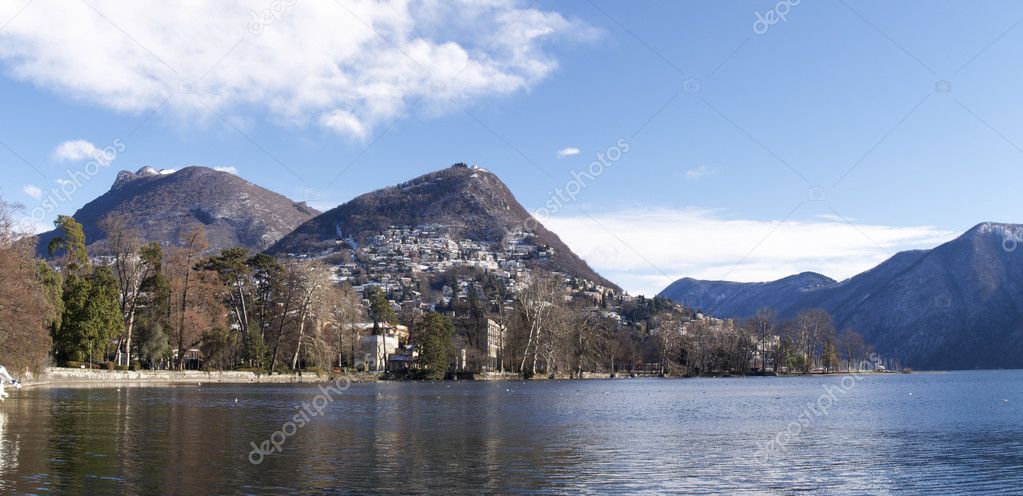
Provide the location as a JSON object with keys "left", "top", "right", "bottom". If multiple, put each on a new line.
{"left": 19, "top": 367, "right": 380, "bottom": 389}
{"left": 14, "top": 368, "right": 957, "bottom": 389}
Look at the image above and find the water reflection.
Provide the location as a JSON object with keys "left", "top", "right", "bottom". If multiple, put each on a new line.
{"left": 0, "top": 372, "right": 1020, "bottom": 494}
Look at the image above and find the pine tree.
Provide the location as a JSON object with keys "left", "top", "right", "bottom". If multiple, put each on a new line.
{"left": 367, "top": 286, "right": 397, "bottom": 334}
{"left": 417, "top": 312, "right": 454, "bottom": 380}
{"left": 47, "top": 215, "right": 90, "bottom": 276}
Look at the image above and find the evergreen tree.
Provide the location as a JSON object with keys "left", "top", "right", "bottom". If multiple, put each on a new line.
{"left": 417, "top": 312, "right": 454, "bottom": 380}
{"left": 57, "top": 266, "right": 123, "bottom": 364}
{"left": 244, "top": 323, "right": 268, "bottom": 368}
{"left": 135, "top": 248, "right": 172, "bottom": 368}
{"left": 366, "top": 286, "right": 397, "bottom": 334}
{"left": 47, "top": 215, "right": 90, "bottom": 276}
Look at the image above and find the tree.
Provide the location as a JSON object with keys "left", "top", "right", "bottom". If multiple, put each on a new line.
{"left": 56, "top": 266, "right": 123, "bottom": 364}
{"left": 513, "top": 271, "right": 563, "bottom": 377}
{"left": 838, "top": 329, "right": 870, "bottom": 371}
{"left": 135, "top": 249, "right": 172, "bottom": 369}
{"left": 0, "top": 199, "right": 54, "bottom": 373}
{"left": 243, "top": 323, "right": 267, "bottom": 369}
{"left": 286, "top": 261, "right": 334, "bottom": 370}
{"left": 201, "top": 247, "right": 254, "bottom": 356}
{"left": 200, "top": 326, "right": 238, "bottom": 371}
{"left": 248, "top": 253, "right": 286, "bottom": 363}
{"left": 167, "top": 226, "right": 225, "bottom": 369}
{"left": 746, "top": 308, "right": 777, "bottom": 373}
{"left": 47, "top": 215, "right": 90, "bottom": 276}
{"left": 365, "top": 285, "right": 397, "bottom": 371}
{"left": 793, "top": 309, "right": 834, "bottom": 373}
{"left": 651, "top": 311, "right": 684, "bottom": 376}
{"left": 100, "top": 215, "right": 161, "bottom": 366}
{"left": 37, "top": 261, "right": 64, "bottom": 342}
{"left": 366, "top": 286, "right": 397, "bottom": 333}
{"left": 417, "top": 312, "right": 454, "bottom": 380}
{"left": 46, "top": 215, "right": 123, "bottom": 365}
{"left": 320, "top": 282, "right": 361, "bottom": 370}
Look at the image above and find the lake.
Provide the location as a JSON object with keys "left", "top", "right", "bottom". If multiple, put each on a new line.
{"left": 0, "top": 371, "right": 1021, "bottom": 494}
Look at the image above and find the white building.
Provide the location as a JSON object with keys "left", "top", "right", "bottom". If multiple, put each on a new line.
{"left": 359, "top": 335, "right": 401, "bottom": 372}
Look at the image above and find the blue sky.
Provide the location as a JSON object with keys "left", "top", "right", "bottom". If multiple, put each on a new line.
{"left": 2, "top": 0, "right": 1022, "bottom": 295}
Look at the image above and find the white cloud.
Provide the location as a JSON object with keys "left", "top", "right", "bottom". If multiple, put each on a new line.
{"left": 685, "top": 165, "right": 718, "bottom": 181}
{"left": 543, "top": 208, "right": 957, "bottom": 297}
{"left": 14, "top": 215, "right": 51, "bottom": 235}
{"left": 557, "top": 147, "right": 580, "bottom": 158}
{"left": 0, "top": 1, "right": 593, "bottom": 138}
{"left": 22, "top": 185, "right": 42, "bottom": 199}
{"left": 319, "top": 110, "right": 366, "bottom": 139}
{"left": 213, "top": 166, "right": 239, "bottom": 175}
{"left": 52, "top": 140, "right": 115, "bottom": 165}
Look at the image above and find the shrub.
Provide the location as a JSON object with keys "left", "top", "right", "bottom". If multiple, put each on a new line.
{"left": 105, "top": 361, "right": 115, "bottom": 371}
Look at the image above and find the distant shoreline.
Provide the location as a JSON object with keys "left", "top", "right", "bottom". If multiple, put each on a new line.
{"left": 16, "top": 367, "right": 991, "bottom": 390}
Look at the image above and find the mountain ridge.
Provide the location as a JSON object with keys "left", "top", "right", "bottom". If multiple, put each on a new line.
{"left": 659, "top": 222, "right": 1023, "bottom": 369}
{"left": 269, "top": 164, "right": 619, "bottom": 290}
{"left": 36, "top": 166, "right": 319, "bottom": 255}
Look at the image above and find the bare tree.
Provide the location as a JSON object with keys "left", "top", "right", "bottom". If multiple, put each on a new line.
{"left": 168, "top": 226, "right": 225, "bottom": 369}
{"left": 793, "top": 309, "right": 834, "bottom": 373}
{"left": 328, "top": 283, "right": 363, "bottom": 369}
{"left": 747, "top": 308, "right": 777, "bottom": 373}
{"left": 838, "top": 329, "right": 870, "bottom": 371}
{"left": 652, "top": 311, "right": 684, "bottom": 376}
{"left": 0, "top": 199, "right": 53, "bottom": 373}
{"left": 288, "top": 261, "right": 335, "bottom": 370}
{"left": 100, "top": 215, "right": 161, "bottom": 366}
{"left": 514, "top": 271, "right": 564, "bottom": 377}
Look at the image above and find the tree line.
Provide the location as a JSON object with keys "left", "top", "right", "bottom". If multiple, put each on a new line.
{"left": 0, "top": 197, "right": 874, "bottom": 378}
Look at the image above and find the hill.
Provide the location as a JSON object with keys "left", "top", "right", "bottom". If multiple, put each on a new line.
{"left": 36, "top": 166, "right": 318, "bottom": 255}
{"left": 269, "top": 164, "right": 618, "bottom": 290}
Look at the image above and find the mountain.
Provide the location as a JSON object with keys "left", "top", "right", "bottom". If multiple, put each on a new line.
{"left": 658, "top": 223, "right": 1023, "bottom": 370}
{"left": 37, "top": 166, "right": 319, "bottom": 255}
{"left": 269, "top": 164, "right": 618, "bottom": 290}
{"left": 661, "top": 272, "right": 836, "bottom": 317}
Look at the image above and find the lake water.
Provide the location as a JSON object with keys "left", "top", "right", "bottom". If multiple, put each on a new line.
{"left": 0, "top": 371, "right": 1021, "bottom": 494}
